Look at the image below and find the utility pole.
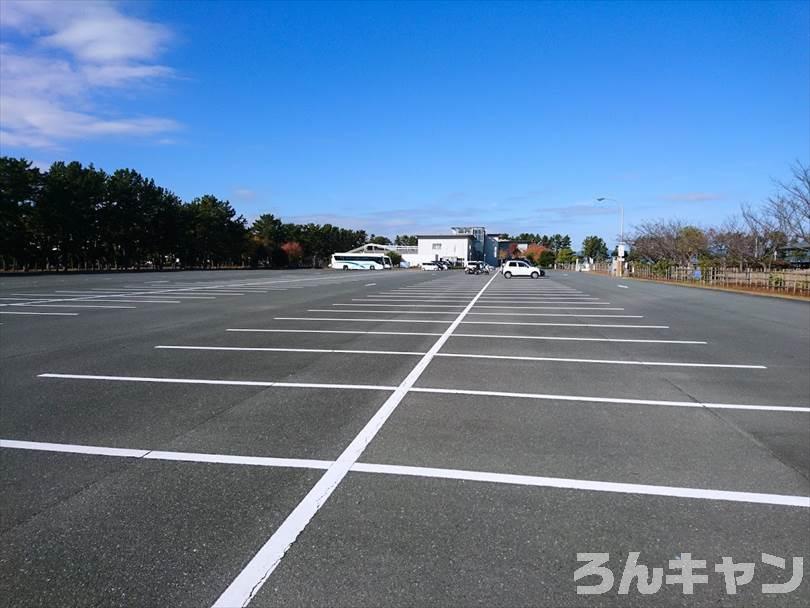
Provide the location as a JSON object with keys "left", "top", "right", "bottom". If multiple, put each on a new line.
{"left": 597, "top": 197, "right": 624, "bottom": 277}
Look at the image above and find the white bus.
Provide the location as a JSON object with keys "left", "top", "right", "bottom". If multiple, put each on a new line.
{"left": 331, "top": 253, "right": 392, "bottom": 270}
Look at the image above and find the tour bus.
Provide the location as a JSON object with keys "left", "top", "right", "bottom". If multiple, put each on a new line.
{"left": 331, "top": 253, "right": 392, "bottom": 270}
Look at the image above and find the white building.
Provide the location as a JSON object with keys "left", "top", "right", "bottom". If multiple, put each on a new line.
{"left": 412, "top": 233, "right": 478, "bottom": 266}
{"left": 338, "top": 228, "right": 486, "bottom": 268}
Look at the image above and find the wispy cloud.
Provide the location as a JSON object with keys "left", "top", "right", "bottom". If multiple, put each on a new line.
{"left": 280, "top": 198, "right": 618, "bottom": 238}
{"left": 233, "top": 188, "right": 257, "bottom": 201}
{"left": 0, "top": 1, "right": 179, "bottom": 149}
{"left": 660, "top": 192, "right": 724, "bottom": 202}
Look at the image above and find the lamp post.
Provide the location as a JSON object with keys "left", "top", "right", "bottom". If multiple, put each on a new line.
{"left": 596, "top": 197, "right": 624, "bottom": 276}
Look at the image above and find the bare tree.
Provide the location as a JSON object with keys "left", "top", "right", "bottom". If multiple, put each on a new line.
{"left": 627, "top": 220, "right": 706, "bottom": 266}
{"left": 708, "top": 216, "right": 757, "bottom": 270}
{"left": 743, "top": 161, "right": 810, "bottom": 244}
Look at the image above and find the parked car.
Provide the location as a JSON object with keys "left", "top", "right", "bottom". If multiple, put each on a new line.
{"left": 465, "top": 261, "right": 489, "bottom": 275}
{"left": 501, "top": 259, "right": 545, "bottom": 279}
{"left": 421, "top": 261, "right": 440, "bottom": 271}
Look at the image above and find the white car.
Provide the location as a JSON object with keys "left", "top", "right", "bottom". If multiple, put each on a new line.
{"left": 501, "top": 259, "right": 545, "bottom": 279}
{"left": 421, "top": 262, "right": 440, "bottom": 271}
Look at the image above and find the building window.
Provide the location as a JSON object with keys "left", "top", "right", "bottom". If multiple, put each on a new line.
{"left": 432, "top": 243, "right": 441, "bottom": 250}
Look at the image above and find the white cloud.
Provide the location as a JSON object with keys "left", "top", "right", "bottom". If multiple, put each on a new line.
{"left": 660, "top": 192, "right": 724, "bottom": 202}
{"left": 0, "top": 1, "right": 178, "bottom": 149}
{"left": 233, "top": 188, "right": 257, "bottom": 201}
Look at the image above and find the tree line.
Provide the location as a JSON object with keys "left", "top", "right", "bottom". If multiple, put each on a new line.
{"left": 0, "top": 157, "right": 368, "bottom": 271}
{"left": 627, "top": 162, "right": 809, "bottom": 270}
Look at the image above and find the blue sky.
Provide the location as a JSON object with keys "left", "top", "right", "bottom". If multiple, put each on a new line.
{"left": 1, "top": 0, "right": 808, "bottom": 249}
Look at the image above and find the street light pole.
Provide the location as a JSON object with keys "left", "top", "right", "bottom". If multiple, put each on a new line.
{"left": 596, "top": 197, "right": 624, "bottom": 277}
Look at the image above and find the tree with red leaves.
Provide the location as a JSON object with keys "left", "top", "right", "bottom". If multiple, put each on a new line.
{"left": 280, "top": 241, "right": 304, "bottom": 265}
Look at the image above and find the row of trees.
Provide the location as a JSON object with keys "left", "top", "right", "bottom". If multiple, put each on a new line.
{"left": 503, "top": 239, "right": 578, "bottom": 267}
{"left": 0, "top": 157, "right": 368, "bottom": 270}
{"left": 628, "top": 162, "right": 809, "bottom": 269}
{"left": 511, "top": 233, "right": 572, "bottom": 253}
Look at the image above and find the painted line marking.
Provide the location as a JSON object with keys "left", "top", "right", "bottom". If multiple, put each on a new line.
{"left": 155, "top": 346, "right": 425, "bottom": 356}
{"left": 342, "top": 302, "right": 466, "bottom": 308}
{"left": 37, "top": 374, "right": 397, "bottom": 391}
{"left": 0, "top": 311, "right": 79, "bottom": 316}
{"left": 275, "top": 317, "right": 667, "bottom": 329}
{"left": 152, "top": 346, "right": 762, "bottom": 369}
{"left": 223, "top": 328, "right": 703, "bottom": 343}
{"left": 9, "top": 303, "right": 136, "bottom": 309}
{"left": 275, "top": 316, "right": 450, "bottom": 324}
{"left": 618, "top": 285, "right": 629, "bottom": 289}
{"left": 0, "top": 439, "right": 147, "bottom": 458}
{"left": 434, "top": 353, "right": 766, "bottom": 369}
{"left": 470, "top": 312, "right": 642, "bottom": 318}
{"left": 2, "top": 439, "right": 806, "bottom": 508}
{"left": 310, "top": 309, "right": 458, "bottom": 315}
{"left": 350, "top": 463, "right": 810, "bottom": 508}
{"left": 12, "top": 292, "right": 216, "bottom": 300}
{"left": 365, "top": 283, "right": 376, "bottom": 286}
{"left": 475, "top": 305, "right": 625, "bottom": 310}
{"left": 340, "top": 303, "right": 627, "bottom": 310}
{"left": 321, "top": 309, "right": 642, "bottom": 318}
{"left": 71, "top": 299, "right": 181, "bottom": 304}
{"left": 452, "top": 333, "right": 705, "bottom": 344}
{"left": 462, "top": 321, "right": 667, "bottom": 329}
{"left": 0, "top": 297, "right": 51, "bottom": 301}
{"left": 211, "top": 273, "right": 500, "bottom": 607}
{"left": 228, "top": 328, "right": 444, "bottom": 337}
{"left": 362, "top": 299, "right": 613, "bottom": 304}
{"left": 409, "top": 387, "right": 809, "bottom": 413}
{"left": 0, "top": 439, "right": 331, "bottom": 470}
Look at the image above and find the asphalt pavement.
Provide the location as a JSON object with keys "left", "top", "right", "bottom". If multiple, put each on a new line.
{"left": 1, "top": 268, "right": 808, "bottom": 607}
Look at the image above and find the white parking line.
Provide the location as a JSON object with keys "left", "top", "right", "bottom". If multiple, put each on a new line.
{"left": 13, "top": 292, "right": 216, "bottom": 300}
{"left": 224, "top": 328, "right": 704, "bottom": 344}
{"left": 2, "top": 439, "right": 806, "bottom": 508}
{"left": 9, "top": 303, "right": 137, "bottom": 309}
{"left": 275, "top": 316, "right": 449, "bottom": 324}
{"left": 341, "top": 303, "right": 627, "bottom": 310}
{"left": 228, "top": 328, "right": 444, "bottom": 337}
{"left": 72, "top": 299, "right": 182, "bottom": 304}
{"left": 435, "top": 353, "right": 766, "bottom": 369}
{"left": 470, "top": 312, "right": 643, "bottom": 318}
{"left": 618, "top": 285, "right": 629, "bottom": 289}
{"left": 317, "top": 309, "right": 642, "bottom": 318}
{"left": 37, "top": 373, "right": 397, "bottom": 391}
{"left": 345, "top": 302, "right": 465, "bottom": 307}
{"left": 274, "top": 317, "right": 667, "bottom": 329}
{"left": 362, "top": 298, "right": 613, "bottom": 304}
{"left": 461, "top": 321, "right": 668, "bottom": 329}
{"left": 0, "top": 439, "right": 332, "bottom": 470}
{"left": 211, "top": 273, "right": 500, "bottom": 608}
{"left": 309, "top": 309, "right": 458, "bottom": 315}
{"left": 0, "top": 311, "right": 79, "bottom": 316}
{"left": 475, "top": 305, "right": 626, "bottom": 310}
{"left": 483, "top": 295, "right": 593, "bottom": 299}
{"left": 152, "top": 346, "right": 762, "bottom": 369}
{"left": 452, "top": 333, "right": 705, "bottom": 344}
{"left": 351, "top": 463, "right": 810, "bottom": 508}
{"left": 155, "top": 346, "right": 425, "bottom": 356}
{"left": 409, "top": 387, "right": 809, "bottom": 413}
{"left": 0, "top": 439, "right": 147, "bottom": 458}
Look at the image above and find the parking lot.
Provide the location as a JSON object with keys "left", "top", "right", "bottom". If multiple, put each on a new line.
{"left": 1, "top": 269, "right": 808, "bottom": 607}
